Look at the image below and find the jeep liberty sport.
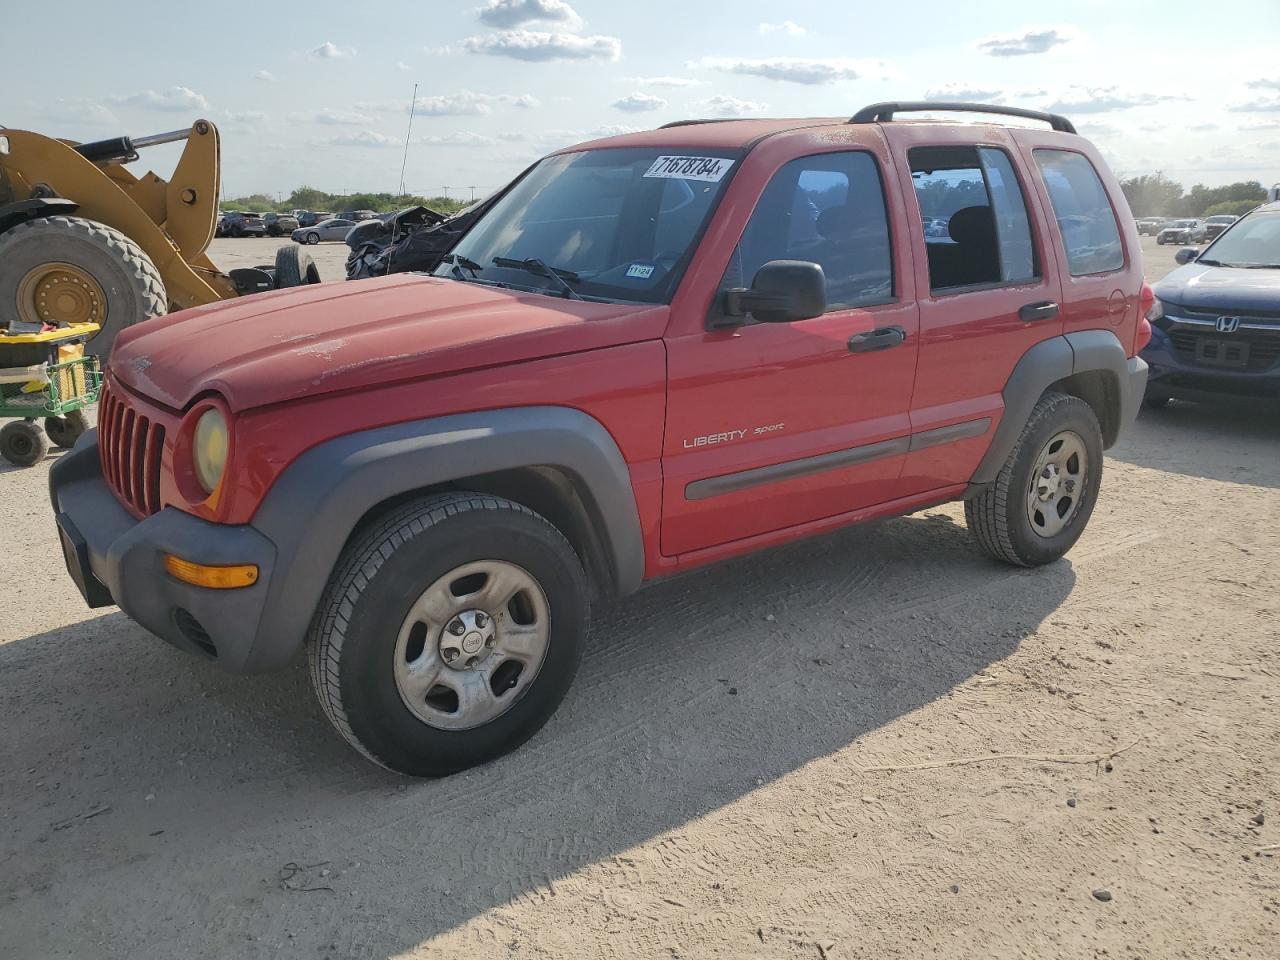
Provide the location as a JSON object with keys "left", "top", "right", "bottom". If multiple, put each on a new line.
{"left": 50, "top": 102, "right": 1151, "bottom": 776}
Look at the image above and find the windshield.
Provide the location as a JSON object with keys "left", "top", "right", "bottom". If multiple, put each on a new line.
{"left": 1207, "top": 216, "right": 1236, "bottom": 224}
{"left": 1168, "top": 220, "right": 1196, "bottom": 228}
{"left": 1199, "top": 210, "right": 1280, "bottom": 267}
{"left": 434, "top": 147, "right": 737, "bottom": 303}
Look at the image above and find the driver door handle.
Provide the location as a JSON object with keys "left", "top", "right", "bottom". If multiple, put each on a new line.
{"left": 848, "top": 326, "right": 907, "bottom": 353}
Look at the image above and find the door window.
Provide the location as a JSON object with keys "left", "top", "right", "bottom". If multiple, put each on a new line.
{"left": 909, "top": 145, "right": 1039, "bottom": 293}
{"left": 1033, "top": 149, "right": 1124, "bottom": 276}
{"left": 721, "top": 151, "right": 893, "bottom": 310}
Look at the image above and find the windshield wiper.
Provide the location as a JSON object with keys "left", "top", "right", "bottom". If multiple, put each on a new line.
{"left": 492, "top": 256, "right": 583, "bottom": 300}
{"left": 441, "top": 253, "right": 484, "bottom": 278}
{"left": 1196, "top": 258, "right": 1222, "bottom": 266}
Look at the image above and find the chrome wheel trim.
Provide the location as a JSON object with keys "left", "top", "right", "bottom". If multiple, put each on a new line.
{"left": 1026, "top": 429, "right": 1088, "bottom": 539}
{"left": 393, "top": 559, "right": 550, "bottom": 731}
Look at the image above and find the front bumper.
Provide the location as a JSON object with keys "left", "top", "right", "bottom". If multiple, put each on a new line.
{"left": 1141, "top": 325, "right": 1280, "bottom": 399}
{"left": 49, "top": 433, "right": 287, "bottom": 672}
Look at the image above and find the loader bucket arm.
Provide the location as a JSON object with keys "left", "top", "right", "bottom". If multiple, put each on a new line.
{"left": 0, "top": 120, "right": 237, "bottom": 308}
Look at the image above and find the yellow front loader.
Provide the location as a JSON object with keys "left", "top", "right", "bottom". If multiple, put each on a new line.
{"left": 0, "top": 120, "right": 317, "bottom": 358}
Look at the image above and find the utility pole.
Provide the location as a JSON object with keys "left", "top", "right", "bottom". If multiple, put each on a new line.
{"left": 468, "top": 185, "right": 477, "bottom": 201}
{"left": 399, "top": 81, "right": 418, "bottom": 196}
{"left": 442, "top": 186, "right": 450, "bottom": 199}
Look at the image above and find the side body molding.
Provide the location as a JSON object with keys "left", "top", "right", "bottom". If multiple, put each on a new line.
{"left": 249, "top": 406, "right": 646, "bottom": 662}
{"left": 969, "top": 330, "right": 1139, "bottom": 489}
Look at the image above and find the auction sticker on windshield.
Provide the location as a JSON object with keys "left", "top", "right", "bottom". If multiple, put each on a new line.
{"left": 643, "top": 156, "right": 734, "bottom": 182}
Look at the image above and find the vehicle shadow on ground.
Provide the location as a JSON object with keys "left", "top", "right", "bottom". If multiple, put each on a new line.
{"left": 1109, "top": 398, "right": 1280, "bottom": 488}
{"left": 0, "top": 511, "right": 1075, "bottom": 958}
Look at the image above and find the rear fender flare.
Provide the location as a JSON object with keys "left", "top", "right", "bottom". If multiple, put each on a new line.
{"left": 969, "top": 330, "right": 1129, "bottom": 488}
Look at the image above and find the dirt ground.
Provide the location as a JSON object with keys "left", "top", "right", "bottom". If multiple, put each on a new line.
{"left": 2, "top": 236, "right": 1277, "bottom": 959}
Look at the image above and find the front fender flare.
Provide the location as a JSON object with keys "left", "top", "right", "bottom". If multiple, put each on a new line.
{"left": 247, "top": 406, "right": 644, "bottom": 668}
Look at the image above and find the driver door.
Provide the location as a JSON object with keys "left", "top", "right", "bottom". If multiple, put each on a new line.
{"left": 661, "top": 147, "right": 920, "bottom": 557}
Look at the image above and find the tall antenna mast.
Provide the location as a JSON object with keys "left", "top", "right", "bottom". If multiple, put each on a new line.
{"left": 399, "top": 81, "right": 418, "bottom": 195}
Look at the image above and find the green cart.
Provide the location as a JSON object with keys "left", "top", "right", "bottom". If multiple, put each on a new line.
{"left": 1, "top": 322, "right": 102, "bottom": 466}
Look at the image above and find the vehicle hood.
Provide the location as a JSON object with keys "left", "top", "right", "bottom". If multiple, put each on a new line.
{"left": 109, "top": 274, "right": 668, "bottom": 412}
{"left": 1155, "top": 263, "right": 1280, "bottom": 313}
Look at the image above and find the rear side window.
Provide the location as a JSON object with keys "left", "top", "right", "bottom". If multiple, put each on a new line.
{"left": 1034, "top": 149, "right": 1124, "bottom": 276}
{"left": 721, "top": 151, "right": 893, "bottom": 310}
{"left": 909, "top": 145, "right": 1039, "bottom": 293}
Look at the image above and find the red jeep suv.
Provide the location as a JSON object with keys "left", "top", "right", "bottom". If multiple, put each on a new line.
{"left": 50, "top": 102, "right": 1151, "bottom": 775}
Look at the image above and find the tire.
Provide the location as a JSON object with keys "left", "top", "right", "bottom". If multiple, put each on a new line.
{"left": 0, "top": 217, "right": 167, "bottom": 360}
{"left": 307, "top": 492, "right": 589, "bottom": 776}
{"left": 964, "top": 392, "right": 1104, "bottom": 568}
{"left": 44, "top": 409, "right": 90, "bottom": 449}
{"left": 0, "top": 419, "right": 51, "bottom": 467}
{"left": 305, "top": 232, "right": 320, "bottom": 245}
{"left": 273, "top": 245, "right": 322, "bottom": 288}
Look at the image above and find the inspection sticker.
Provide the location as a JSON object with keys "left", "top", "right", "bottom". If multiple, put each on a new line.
{"left": 643, "top": 156, "right": 734, "bottom": 182}
{"left": 625, "top": 262, "right": 656, "bottom": 279}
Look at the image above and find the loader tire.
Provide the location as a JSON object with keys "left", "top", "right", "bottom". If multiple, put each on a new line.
{"left": 0, "top": 216, "right": 167, "bottom": 360}
{"left": 274, "top": 245, "right": 322, "bottom": 288}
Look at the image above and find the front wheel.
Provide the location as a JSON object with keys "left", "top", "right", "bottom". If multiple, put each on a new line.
{"left": 305, "top": 232, "right": 320, "bottom": 245}
{"left": 44, "top": 409, "right": 90, "bottom": 449}
{"left": 965, "top": 392, "right": 1103, "bottom": 567}
{"left": 307, "top": 492, "right": 588, "bottom": 776}
{"left": 0, "top": 419, "right": 51, "bottom": 466}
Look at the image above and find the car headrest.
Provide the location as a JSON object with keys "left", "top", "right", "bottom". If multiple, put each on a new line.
{"left": 948, "top": 206, "right": 997, "bottom": 246}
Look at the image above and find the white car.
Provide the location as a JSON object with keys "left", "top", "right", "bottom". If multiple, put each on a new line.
{"left": 1156, "top": 219, "right": 1206, "bottom": 245}
{"left": 291, "top": 218, "right": 357, "bottom": 244}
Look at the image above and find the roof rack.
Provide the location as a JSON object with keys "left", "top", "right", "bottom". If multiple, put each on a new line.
{"left": 849, "top": 101, "right": 1076, "bottom": 135}
{"left": 657, "top": 118, "right": 737, "bottom": 129}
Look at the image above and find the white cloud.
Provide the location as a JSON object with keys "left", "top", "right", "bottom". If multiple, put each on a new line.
{"left": 1246, "top": 78, "right": 1280, "bottom": 90}
{"left": 1229, "top": 97, "right": 1280, "bottom": 113}
{"left": 396, "top": 61, "right": 413, "bottom": 73}
{"left": 359, "top": 91, "right": 540, "bottom": 116}
{"left": 462, "top": 30, "right": 621, "bottom": 62}
{"left": 315, "top": 108, "right": 371, "bottom": 125}
{"left": 923, "top": 84, "right": 1004, "bottom": 103}
{"left": 690, "top": 56, "right": 877, "bottom": 85}
{"left": 624, "top": 76, "right": 706, "bottom": 88}
{"left": 418, "top": 131, "right": 496, "bottom": 146}
{"left": 977, "top": 26, "right": 1074, "bottom": 57}
{"left": 221, "top": 110, "right": 268, "bottom": 128}
{"left": 691, "top": 95, "right": 768, "bottom": 117}
{"left": 496, "top": 131, "right": 527, "bottom": 141}
{"left": 1043, "top": 86, "right": 1188, "bottom": 114}
{"left": 323, "top": 130, "right": 399, "bottom": 147}
{"left": 254, "top": 70, "right": 277, "bottom": 82}
{"left": 1238, "top": 117, "right": 1280, "bottom": 130}
{"left": 45, "top": 98, "right": 118, "bottom": 125}
{"left": 612, "top": 92, "right": 666, "bottom": 113}
{"left": 111, "top": 86, "right": 210, "bottom": 112}
{"left": 311, "top": 41, "right": 356, "bottom": 60}
{"left": 475, "top": 0, "right": 580, "bottom": 28}
{"left": 758, "top": 20, "right": 805, "bottom": 36}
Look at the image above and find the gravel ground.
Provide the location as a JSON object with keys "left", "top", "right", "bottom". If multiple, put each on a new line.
{"left": 2, "top": 235, "right": 1276, "bottom": 959}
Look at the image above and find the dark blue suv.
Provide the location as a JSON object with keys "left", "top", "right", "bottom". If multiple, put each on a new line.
{"left": 1143, "top": 201, "right": 1280, "bottom": 405}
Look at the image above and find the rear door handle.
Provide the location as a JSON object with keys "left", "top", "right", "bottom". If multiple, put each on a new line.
{"left": 1019, "top": 300, "right": 1060, "bottom": 323}
{"left": 848, "top": 326, "right": 907, "bottom": 353}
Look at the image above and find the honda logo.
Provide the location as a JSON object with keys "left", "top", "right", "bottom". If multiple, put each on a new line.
{"left": 1215, "top": 316, "right": 1241, "bottom": 333}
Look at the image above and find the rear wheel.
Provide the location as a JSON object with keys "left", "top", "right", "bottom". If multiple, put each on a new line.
{"left": 305, "top": 232, "right": 320, "bottom": 245}
{"left": 307, "top": 492, "right": 589, "bottom": 776}
{"left": 273, "top": 245, "right": 322, "bottom": 288}
{"left": 0, "top": 419, "right": 50, "bottom": 467}
{"left": 0, "top": 216, "right": 166, "bottom": 359}
{"left": 44, "top": 409, "right": 90, "bottom": 449}
{"left": 965, "top": 392, "right": 1103, "bottom": 567}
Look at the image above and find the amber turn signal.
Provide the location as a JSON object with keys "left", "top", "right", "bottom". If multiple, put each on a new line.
{"left": 163, "top": 555, "right": 259, "bottom": 589}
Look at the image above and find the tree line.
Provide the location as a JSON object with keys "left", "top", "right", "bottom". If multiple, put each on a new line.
{"left": 1119, "top": 174, "right": 1270, "bottom": 219}
{"left": 220, "top": 187, "right": 471, "bottom": 217}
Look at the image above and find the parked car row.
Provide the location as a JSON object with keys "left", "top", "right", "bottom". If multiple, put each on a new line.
{"left": 1136, "top": 215, "right": 1241, "bottom": 244}
{"left": 216, "top": 209, "right": 380, "bottom": 238}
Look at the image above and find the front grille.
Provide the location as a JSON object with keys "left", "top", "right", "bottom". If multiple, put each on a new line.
{"left": 98, "top": 381, "right": 165, "bottom": 516}
{"left": 1168, "top": 327, "right": 1280, "bottom": 372}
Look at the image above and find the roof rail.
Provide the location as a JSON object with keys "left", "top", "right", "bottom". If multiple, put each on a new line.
{"left": 657, "top": 118, "right": 737, "bottom": 129}
{"left": 849, "top": 101, "right": 1076, "bottom": 135}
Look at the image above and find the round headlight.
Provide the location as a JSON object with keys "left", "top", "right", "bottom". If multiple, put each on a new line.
{"left": 192, "top": 407, "right": 228, "bottom": 495}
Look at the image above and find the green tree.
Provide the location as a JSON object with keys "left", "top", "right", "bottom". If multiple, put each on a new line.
{"left": 1203, "top": 199, "right": 1262, "bottom": 217}
{"left": 1119, "top": 172, "right": 1183, "bottom": 218}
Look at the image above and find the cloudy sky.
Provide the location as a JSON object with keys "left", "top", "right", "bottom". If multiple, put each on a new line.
{"left": 5, "top": 0, "right": 1279, "bottom": 198}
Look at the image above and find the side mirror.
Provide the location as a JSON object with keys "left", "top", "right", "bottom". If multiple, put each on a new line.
{"left": 719, "top": 260, "right": 826, "bottom": 327}
{"left": 1175, "top": 247, "right": 1199, "bottom": 265}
